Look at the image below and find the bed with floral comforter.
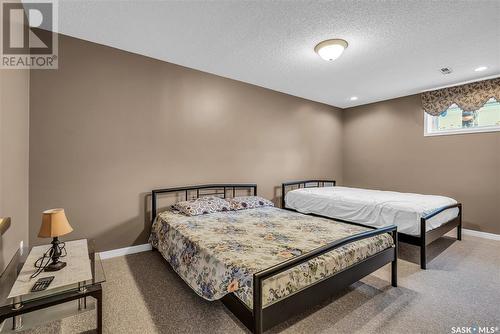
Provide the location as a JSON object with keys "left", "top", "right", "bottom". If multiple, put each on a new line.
{"left": 149, "top": 206, "right": 394, "bottom": 308}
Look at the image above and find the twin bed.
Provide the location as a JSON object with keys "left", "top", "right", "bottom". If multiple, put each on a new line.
{"left": 150, "top": 184, "right": 397, "bottom": 334}
{"left": 149, "top": 181, "right": 460, "bottom": 333}
{"left": 282, "top": 180, "right": 462, "bottom": 269}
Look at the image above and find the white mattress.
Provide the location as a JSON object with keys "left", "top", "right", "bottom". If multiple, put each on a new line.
{"left": 285, "top": 186, "right": 459, "bottom": 236}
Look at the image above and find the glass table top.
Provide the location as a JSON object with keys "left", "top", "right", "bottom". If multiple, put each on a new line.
{"left": 0, "top": 239, "right": 105, "bottom": 308}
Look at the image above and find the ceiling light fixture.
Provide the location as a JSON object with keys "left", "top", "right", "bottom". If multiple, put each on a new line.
{"left": 474, "top": 66, "right": 487, "bottom": 72}
{"left": 314, "top": 39, "right": 348, "bottom": 61}
{"left": 350, "top": 96, "right": 358, "bottom": 101}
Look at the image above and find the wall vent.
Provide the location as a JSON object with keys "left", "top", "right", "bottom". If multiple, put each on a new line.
{"left": 440, "top": 67, "right": 453, "bottom": 75}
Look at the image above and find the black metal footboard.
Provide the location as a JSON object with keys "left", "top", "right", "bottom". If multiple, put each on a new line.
{"left": 223, "top": 225, "right": 398, "bottom": 334}
{"left": 399, "top": 203, "right": 462, "bottom": 269}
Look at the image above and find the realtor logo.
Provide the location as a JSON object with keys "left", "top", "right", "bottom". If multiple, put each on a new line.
{"left": 1, "top": 0, "right": 58, "bottom": 69}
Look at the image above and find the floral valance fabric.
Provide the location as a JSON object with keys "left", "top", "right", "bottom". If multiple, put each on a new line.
{"left": 421, "top": 77, "right": 500, "bottom": 116}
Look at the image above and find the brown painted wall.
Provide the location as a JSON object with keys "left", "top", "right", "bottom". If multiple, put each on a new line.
{"left": 29, "top": 35, "right": 343, "bottom": 251}
{"left": 0, "top": 68, "right": 30, "bottom": 273}
{"left": 343, "top": 94, "right": 500, "bottom": 234}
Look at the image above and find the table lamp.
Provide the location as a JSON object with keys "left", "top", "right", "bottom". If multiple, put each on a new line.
{"left": 38, "top": 208, "right": 73, "bottom": 271}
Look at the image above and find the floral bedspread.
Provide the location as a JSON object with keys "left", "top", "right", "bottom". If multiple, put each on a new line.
{"left": 149, "top": 206, "right": 394, "bottom": 308}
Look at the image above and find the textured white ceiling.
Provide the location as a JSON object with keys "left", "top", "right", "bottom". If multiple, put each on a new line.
{"left": 54, "top": 0, "right": 500, "bottom": 108}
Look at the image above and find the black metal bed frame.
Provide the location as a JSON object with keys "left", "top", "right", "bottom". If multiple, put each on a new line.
{"left": 281, "top": 180, "right": 462, "bottom": 270}
{"left": 151, "top": 184, "right": 398, "bottom": 333}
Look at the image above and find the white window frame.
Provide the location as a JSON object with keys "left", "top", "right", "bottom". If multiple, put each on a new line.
{"left": 424, "top": 105, "right": 500, "bottom": 137}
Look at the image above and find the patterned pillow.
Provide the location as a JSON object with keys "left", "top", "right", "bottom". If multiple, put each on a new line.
{"left": 228, "top": 196, "right": 274, "bottom": 211}
{"left": 174, "top": 196, "right": 230, "bottom": 216}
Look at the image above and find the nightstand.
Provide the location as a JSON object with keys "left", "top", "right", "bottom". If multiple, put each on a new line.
{"left": 0, "top": 239, "right": 105, "bottom": 333}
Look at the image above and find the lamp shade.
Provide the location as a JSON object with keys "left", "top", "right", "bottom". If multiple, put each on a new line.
{"left": 38, "top": 208, "right": 73, "bottom": 238}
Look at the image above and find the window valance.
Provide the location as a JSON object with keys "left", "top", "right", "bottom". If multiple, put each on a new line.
{"left": 421, "top": 77, "right": 500, "bottom": 116}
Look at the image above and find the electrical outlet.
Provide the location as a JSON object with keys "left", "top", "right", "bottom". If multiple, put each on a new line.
{"left": 20, "top": 240, "right": 24, "bottom": 255}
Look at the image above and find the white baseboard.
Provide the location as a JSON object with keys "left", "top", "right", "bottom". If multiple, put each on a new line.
{"left": 462, "top": 228, "right": 500, "bottom": 241}
{"left": 98, "top": 243, "right": 152, "bottom": 260}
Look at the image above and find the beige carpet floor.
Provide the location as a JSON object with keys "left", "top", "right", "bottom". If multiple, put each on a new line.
{"left": 21, "top": 235, "right": 500, "bottom": 334}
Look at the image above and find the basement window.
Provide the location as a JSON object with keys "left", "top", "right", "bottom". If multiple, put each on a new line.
{"left": 424, "top": 98, "right": 500, "bottom": 136}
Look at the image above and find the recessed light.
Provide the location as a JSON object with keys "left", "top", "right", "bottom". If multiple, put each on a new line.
{"left": 474, "top": 66, "right": 487, "bottom": 72}
{"left": 314, "top": 39, "right": 348, "bottom": 61}
{"left": 350, "top": 96, "right": 358, "bottom": 101}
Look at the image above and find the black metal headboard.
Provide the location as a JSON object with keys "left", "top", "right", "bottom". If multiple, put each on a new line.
{"left": 281, "top": 180, "right": 335, "bottom": 208}
{"left": 151, "top": 184, "right": 257, "bottom": 223}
